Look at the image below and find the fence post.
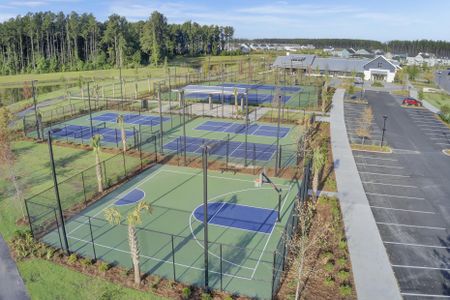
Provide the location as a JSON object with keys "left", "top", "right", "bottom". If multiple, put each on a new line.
{"left": 226, "top": 134, "right": 230, "bottom": 170}
{"left": 53, "top": 208, "right": 64, "bottom": 250}
{"left": 253, "top": 143, "right": 256, "bottom": 174}
{"left": 88, "top": 217, "right": 97, "bottom": 261}
{"left": 115, "top": 128, "right": 119, "bottom": 148}
{"left": 271, "top": 251, "right": 276, "bottom": 299}
{"left": 171, "top": 235, "right": 176, "bottom": 281}
{"left": 139, "top": 125, "right": 143, "bottom": 170}
{"left": 24, "top": 200, "right": 34, "bottom": 237}
{"left": 220, "top": 244, "right": 223, "bottom": 291}
{"left": 81, "top": 172, "right": 87, "bottom": 206}
{"left": 133, "top": 127, "right": 137, "bottom": 149}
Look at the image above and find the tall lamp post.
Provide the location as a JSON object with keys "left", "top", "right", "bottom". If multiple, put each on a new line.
{"left": 380, "top": 115, "right": 388, "bottom": 147}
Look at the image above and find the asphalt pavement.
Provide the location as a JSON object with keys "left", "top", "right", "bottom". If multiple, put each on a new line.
{"left": 354, "top": 90, "right": 450, "bottom": 298}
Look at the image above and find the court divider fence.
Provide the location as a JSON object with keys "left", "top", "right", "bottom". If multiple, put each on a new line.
{"left": 24, "top": 152, "right": 312, "bottom": 299}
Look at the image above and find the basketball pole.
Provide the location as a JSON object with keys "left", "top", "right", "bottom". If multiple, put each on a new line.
{"left": 202, "top": 145, "right": 209, "bottom": 288}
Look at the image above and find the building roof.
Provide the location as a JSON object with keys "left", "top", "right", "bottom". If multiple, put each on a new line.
{"left": 272, "top": 54, "right": 316, "bottom": 68}
{"left": 355, "top": 49, "right": 372, "bottom": 55}
{"left": 312, "top": 57, "right": 369, "bottom": 73}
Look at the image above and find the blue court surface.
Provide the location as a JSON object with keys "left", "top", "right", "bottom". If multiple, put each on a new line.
{"left": 184, "top": 92, "right": 291, "bottom": 105}
{"left": 50, "top": 124, "right": 133, "bottom": 143}
{"left": 115, "top": 189, "right": 145, "bottom": 206}
{"left": 193, "top": 202, "right": 277, "bottom": 233}
{"left": 163, "top": 136, "right": 277, "bottom": 161}
{"left": 195, "top": 120, "right": 290, "bottom": 138}
{"left": 219, "top": 83, "right": 301, "bottom": 93}
{"left": 92, "top": 112, "right": 170, "bottom": 126}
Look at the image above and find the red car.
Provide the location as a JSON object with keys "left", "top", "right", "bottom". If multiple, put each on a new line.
{"left": 402, "top": 97, "right": 422, "bottom": 107}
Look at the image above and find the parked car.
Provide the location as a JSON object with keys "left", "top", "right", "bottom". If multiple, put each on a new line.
{"left": 354, "top": 77, "right": 363, "bottom": 84}
{"left": 402, "top": 97, "right": 422, "bottom": 107}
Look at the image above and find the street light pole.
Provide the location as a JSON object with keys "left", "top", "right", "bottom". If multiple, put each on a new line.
{"left": 380, "top": 115, "right": 388, "bottom": 147}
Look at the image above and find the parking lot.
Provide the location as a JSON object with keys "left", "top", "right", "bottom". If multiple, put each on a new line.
{"left": 344, "top": 91, "right": 450, "bottom": 298}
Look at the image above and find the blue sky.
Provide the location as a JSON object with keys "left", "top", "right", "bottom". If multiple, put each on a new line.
{"left": 0, "top": 0, "right": 448, "bottom": 41}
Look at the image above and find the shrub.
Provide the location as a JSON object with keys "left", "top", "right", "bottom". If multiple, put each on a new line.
{"left": 338, "top": 239, "right": 347, "bottom": 250}
{"left": 324, "top": 262, "right": 334, "bottom": 273}
{"left": 45, "top": 248, "right": 55, "bottom": 260}
{"left": 321, "top": 251, "right": 333, "bottom": 263}
{"left": 337, "top": 257, "right": 347, "bottom": 267}
{"left": 80, "top": 258, "right": 93, "bottom": 268}
{"left": 182, "top": 287, "right": 191, "bottom": 299}
{"left": 11, "top": 230, "right": 39, "bottom": 259}
{"left": 67, "top": 253, "right": 78, "bottom": 265}
{"left": 339, "top": 284, "right": 353, "bottom": 296}
{"left": 324, "top": 276, "right": 334, "bottom": 287}
{"left": 224, "top": 296, "right": 233, "bottom": 300}
{"left": 337, "top": 270, "right": 350, "bottom": 281}
{"left": 201, "top": 292, "right": 213, "bottom": 300}
{"left": 98, "top": 261, "right": 110, "bottom": 272}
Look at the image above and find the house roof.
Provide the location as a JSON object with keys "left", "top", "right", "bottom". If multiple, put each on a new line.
{"left": 272, "top": 54, "right": 316, "bottom": 68}
{"left": 312, "top": 57, "right": 369, "bottom": 73}
{"left": 355, "top": 49, "right": 371, "bottom": 55}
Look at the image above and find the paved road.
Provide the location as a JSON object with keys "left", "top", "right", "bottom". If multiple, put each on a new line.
{"left": 435, "top": 70, "right": 450, "bottom": 94}
{"left": 0, "top": 234, "right": 29, "bottom": 300}
{"left": 360, "top": 90, "right": 450, "bottom": 298}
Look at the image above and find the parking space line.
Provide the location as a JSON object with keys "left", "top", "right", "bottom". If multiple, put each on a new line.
{"left": 377, "top": 222, "right": 446, "bottom": 230}
{"left": 354, "top": 155, "right": 397, "bottom": 161}
{"left": 401, "top": 292, "right": 450, "bottom": 298}
{"left": 359, "top": 171, "right": 410, "bottom": 177}
{"left": 367, "top": 192, "right": 425, "bottom": 200}
{"left": 384, "top": 241, "right": 450, "bottom": 250}
{"left": 436, "top": 142, "right": 450, "bottom": 145}
{"left": 392, "top": 265, "right": 450, "bottom": 271}
{"left": 357, "top": 163, "right": 404, "bottom": 169}
{"left": 370, "top": 206, "right": 435, "bottom": 214}
{"left": 362, "top": 181, "right": 417, "bottom": 188}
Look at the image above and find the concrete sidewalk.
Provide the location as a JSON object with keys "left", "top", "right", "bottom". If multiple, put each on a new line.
{"left": 0, "top": 234, "right": 29, "bottom": 300}
{"left": 330, "top": 89, "right": 401, "bottom": 300}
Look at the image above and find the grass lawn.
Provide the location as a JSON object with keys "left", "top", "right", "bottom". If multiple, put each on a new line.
{"left": 0, "top": 140, "right": 119, "bottom": 241}
{"left": 18, "top": 259, "right": 166, "bottom": 300}
{"left": 423, "top": 92, "right": 450, "bottom": 109}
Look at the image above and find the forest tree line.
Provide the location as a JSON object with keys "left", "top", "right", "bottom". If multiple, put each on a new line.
{"left": 0, "top": 11, "right": 235, "bottom": 75}
{"left": 241, "top": 38, "right": 450, "bottom": 58}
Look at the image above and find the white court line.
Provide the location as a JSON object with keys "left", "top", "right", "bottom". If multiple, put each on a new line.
{"left": 392, "top": 264, "right": 450, "bottom": 272}
{"left": 354, "top": 155, "right": 397, "bottom": 161}
{"left": 370, "top": 206, "right": 435, "bottom": 214}
{"left": 376, "top": 222, "right": 446, "bottom": 230}
{"left": 67, "top": 169, "right": 164, "bottom": 235}
{"left": 357, "top": 163, "right": 404, "bottom": 169}
{"left": 359, "top": 171, "right": 410, "bottom": 178}
{"left": 401, "top": 292, "right": 450, "bottom": 298}
{"left": 362, "top": 181, "right": 416, "bottom": 188}
{"left": 163, "top": 169, "right": 290, "bottom": 187}
{"left": 366, "top": 192, "right": 425, "bottom": 200}
{"left": 67, "top": 235, "right": 254, "bottom": 281}
{"left": 384, "top": 241, "right": 450, "bottom": 250}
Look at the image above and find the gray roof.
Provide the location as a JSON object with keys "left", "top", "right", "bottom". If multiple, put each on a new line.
{"left": 312, "top": 57, "right": 369, "bottom": 73}
{"left": 273, "top": 54, "right": 315, "bottom": 68}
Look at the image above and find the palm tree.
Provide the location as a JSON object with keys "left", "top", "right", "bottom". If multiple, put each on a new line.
{"left": 91, "top": 134, "right": 103, "bottom": 193}
{"left": 116, "top": 114, "right": 127, "bottom": 152}
{"left": 104, "top": 201, "right": 152, "bottom": 286}
{"left": 312, "top": 146, "right": 327, "bottom": 201}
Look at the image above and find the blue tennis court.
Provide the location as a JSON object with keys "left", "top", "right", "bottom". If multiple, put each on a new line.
{"left": 163, "top": 136, "right": 277, "bottom": 161}
{"left": 184, "top": 93, "right": 291, "bottom": 105}
{"left": 219, "top": 83, "right": 302, "bottom": 93}
{"left": 50, "top": 124, "right": 134, "bottom": 144}
{"left": 92, "top": 112, "right": 170, "bottom": 126}
{"left": 193, "top": 202, "right": 277, "bottom": 233}
{"left": 195, "top": 120, "right": 290, "bottom": 138}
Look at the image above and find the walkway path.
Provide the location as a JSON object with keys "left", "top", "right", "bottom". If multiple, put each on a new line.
{"left": 0, "top": 234, "right": 29, "bottom": 300}
{"left": 330, "top": 88, "right": 401, "bottom": 300}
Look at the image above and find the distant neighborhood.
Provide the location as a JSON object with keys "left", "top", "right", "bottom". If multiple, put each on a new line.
{"left": 233, "top": 43, "right": 450, "bottom": 67}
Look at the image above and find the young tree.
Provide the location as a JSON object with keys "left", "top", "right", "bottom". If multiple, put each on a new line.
{"left": 312, "top": 146, "right": 327, "bottom": 201}
{"left": 356, "top": 106, "right": 373, "bottom": 145}
{"left": 116, "top": 114, "right": 127, "bottom": 152}
{"left": 91, "top": 134, "right": 103, "bottom": 193}
{"left": 104, "top": 201, "right": 152, "bottom": 286}
{"left": 0, "top": 107, "right": 25, "bottom": 218}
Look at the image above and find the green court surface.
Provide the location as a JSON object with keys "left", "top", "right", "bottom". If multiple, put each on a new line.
{"left": 43, "top": 164, "right": 299, "bottom": 298}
